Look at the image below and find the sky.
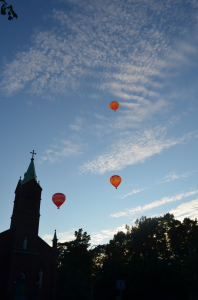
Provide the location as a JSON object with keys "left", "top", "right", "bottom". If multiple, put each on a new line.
{"left": 0, "top": 0, "right": 198, "bottom": 248}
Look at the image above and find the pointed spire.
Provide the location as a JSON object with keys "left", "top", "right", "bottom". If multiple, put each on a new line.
{"left": 20, "top": 153, "right": 37, "bottom": 185}
{"left": 52, "top": 230, "right": 58, "bottom": 249}
{"left": 52, "top": 230, "right": 58, "bottom": 241}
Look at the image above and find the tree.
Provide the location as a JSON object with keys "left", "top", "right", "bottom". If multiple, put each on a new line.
{"left": 57, "top": 229, "right": 91, "bottom": 300}
{"left": 56, "top": 216, "right": 198, "bottom": 300}
{"left": 92, "top": 231, "right": 129, "bottom": 300}
{"left": 167, "top": 217, "right": 198, "bottom": 299}
{"left": 1, "top": 0, "right": 17, "bottom": 20}
{"left": 124, "top": 214, "right": 190, "bottom": 300}
{"left": 93, "top": 214, "right": 192, "bottom": 300}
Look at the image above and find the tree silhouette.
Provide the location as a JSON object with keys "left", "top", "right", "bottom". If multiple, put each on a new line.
{"left": 57, "top": 216, "right": 198, "bottom": 300}
{"left": 57, "top": 229, "right": 91, "bottom": 300}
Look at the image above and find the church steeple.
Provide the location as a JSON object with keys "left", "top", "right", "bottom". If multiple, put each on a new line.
{"left": 10, "top": 151, "right": 42, "bottom": 249}
{"left": 52, "top": 230, "right": 58, "bottom": 249}
{"left": 20, "top": 150, "right": 37, "bottom": 185}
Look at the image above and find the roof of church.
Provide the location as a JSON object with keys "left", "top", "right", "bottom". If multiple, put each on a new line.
{"left": 20, "top": 158, "right": 37, "bottom": 185}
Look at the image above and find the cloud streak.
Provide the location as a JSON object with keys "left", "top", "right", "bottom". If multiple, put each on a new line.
{"left": 118, "top": 189, "right": 145, "bottom": 199}
{"left": 169, "top": 198, "right": 198, "bottom": 222}
{"left": 110, "top": 190, "right": 198, "bottom": 218}
{"left": 164, "top": 170, "right": 197, "bottom": 182}
{"left": 80, "top": 128, "right": 196, "bottom": 174}
{"left": 38, "top": 139, "right": 85, "bottom": 164}
{"left": 155, "top": 170, "right": 198, "bottom": 184}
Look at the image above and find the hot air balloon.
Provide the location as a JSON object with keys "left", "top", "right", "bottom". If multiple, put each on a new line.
{"left": 110, "top": 101, "right": 119, "bottom": 111}
{"left": 110, "top": 175, "right": 121, "bottom": 189}
{"left": 52, "top": 193, "right": 66, "bottom": 209}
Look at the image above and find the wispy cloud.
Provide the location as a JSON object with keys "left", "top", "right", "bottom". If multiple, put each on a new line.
{"left": 90, "top": 224, "right": 127, "bottom": 245}
{"left": 38, "top": 139, "right": 85, "bottom": 164}
{"left": 110, "top": 190, "right": 198, "bottom": 218}
{"left": 80, "top": 127, "right": 196, "bottom": 174}
{"left": 94, "top": 114, "right": 109, "bottom": 121}
{"left": 118, "top": 189, "right": 145, "bottom": 199}
{"left": 164, "top": 171, "right": 197, "bottom": 182}
{"left": 70, "top": 117, "right": 83, "bottom": 132}
{"left": 0, "top": 0, "right": 197, "bottom": 101}
{"left": 169, "top": 198, "right": 198, "bottom": 222}
{"left": 156, "top": 170, "right": 197, "bottom": 184}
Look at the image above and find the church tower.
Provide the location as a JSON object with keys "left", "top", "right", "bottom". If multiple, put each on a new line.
{"left": 0, "top": 151, "right": 58, "bottom": 300}
{"left": 10, "top": 150, "right": 42, "bottom": 250}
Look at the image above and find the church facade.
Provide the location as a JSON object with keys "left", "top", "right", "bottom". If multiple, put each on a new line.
{"left": 0, "top": 154, "right": 58, "bottom": 300}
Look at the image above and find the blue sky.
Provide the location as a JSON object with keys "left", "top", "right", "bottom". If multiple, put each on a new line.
{"left": 0, "top": 0, "right": 198, "bottom": 247}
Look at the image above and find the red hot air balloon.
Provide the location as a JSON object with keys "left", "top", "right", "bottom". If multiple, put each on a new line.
{"left": 110, "top": 175, "right": 121, "bottom": 189}
{"left": 110, "top": 101, "right": 119, "bottom": 111}
{"left": 52, "top": 193, "right": 66, "bottom": 209}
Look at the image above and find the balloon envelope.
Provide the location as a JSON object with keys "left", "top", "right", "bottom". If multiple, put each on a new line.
{"left": 52, "top": 193, "right": 66, "bottom": 209}
{"left": 110, "top": 175, "right": 121, "bottom": 189}
{"left": 110, "top": 101, "right": 119, "bottom": 111}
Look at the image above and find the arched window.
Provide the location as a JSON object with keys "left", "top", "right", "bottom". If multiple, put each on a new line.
{"left": 26, "top": 190, "right": 35, "bottom": 208}
{"left": 15, "top": 272, "right": 26, "bottom": 300}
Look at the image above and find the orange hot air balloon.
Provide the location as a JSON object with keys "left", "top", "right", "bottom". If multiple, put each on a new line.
{"left": 110, "top": 175, "right": 121, "bottom": 189}
{"left": 52, "top": 193, "right": 66, "bottom": 209}
{"left": 110, "top": 101, "right": 119, "bottom": 111}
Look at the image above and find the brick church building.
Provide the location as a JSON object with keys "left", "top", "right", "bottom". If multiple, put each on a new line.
{"left": 0, "top": 152, "right": 58, "bottom": 300}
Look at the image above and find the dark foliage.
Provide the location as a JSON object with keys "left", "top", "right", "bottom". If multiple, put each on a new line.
{"left": 57, "top": 229, "right": 91, "bottom": 300}
{"left": 1, "top": 0, "right": 17, "bottom": 20}
{"left": 57, "top": 214, "right": 198, "bottom": 300}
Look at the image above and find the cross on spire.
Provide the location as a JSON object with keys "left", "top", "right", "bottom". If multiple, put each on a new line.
{"left": 30, "top": 150, "right": 36, "bottom": 160}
